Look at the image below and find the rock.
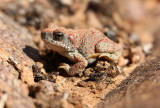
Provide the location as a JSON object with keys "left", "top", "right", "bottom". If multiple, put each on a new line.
{"left": 139, "top": 31, "right": 154, "bottom": 44}
{"left": 130, "top": 32, "right": 140, "bottom": 44}
{"left": 142, "top": 43, "right": 153, "bottom": 54}
{"left": 0, "top": 65, "right": 35, "bottom": 108}
{"left": 104, "top": 29, "right": 117, "bottom": 42}
{"left": 0, "top": 11, "right": 41, "bottom": 84}
{"left": 130, "top": 46, "right": 145, "bottom": 63}
{"left": 28, "top": 81, "right": 75, "bottom": 108}
{"left": 126, "top": 0, "right": 146, "bottom": 22}
{"left": 60, "top": 0, "right": 73, "bottom": 6}
{"left": 118, "top": 56, "right": 129, "bottom": 66}
{"left": 87, "top": 11, "right": 103, "bottom": 29}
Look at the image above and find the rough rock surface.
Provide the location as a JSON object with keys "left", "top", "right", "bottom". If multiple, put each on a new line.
{"left": 0, "top": 65, "right": 35, "bottom": 108}
{"left": 0, "top": 11, "right": 38, "bottom": 108}
{"left": 0, "top": 11, "right": 40, "bottom": 84}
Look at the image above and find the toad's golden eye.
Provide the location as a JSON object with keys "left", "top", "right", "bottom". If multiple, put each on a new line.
{"left": 53, "top": 31, "right": 64, "bottom": 41}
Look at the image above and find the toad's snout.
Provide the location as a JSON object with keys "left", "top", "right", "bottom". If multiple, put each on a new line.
{"left": 41, "top": 31, "right": 52, "bottom": 40}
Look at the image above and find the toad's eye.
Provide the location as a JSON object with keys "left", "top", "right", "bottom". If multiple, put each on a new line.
{"left": 53, "top": 31, "right": 64, "bottom": 41}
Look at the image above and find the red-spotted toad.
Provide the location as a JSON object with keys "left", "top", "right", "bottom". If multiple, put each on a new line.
{"left": 41, "top": 23, "right": 123, "bottom": 76}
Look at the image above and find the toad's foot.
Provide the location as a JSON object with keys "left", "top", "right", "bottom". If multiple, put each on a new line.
{"left": 87, "top": 53, "right": 119, "bottom": 62}
{"left": 58, "top": 63, "right": 70, "bottom": 74}
{"left": 58, "top": 52, "right": 88, "bottom": 76}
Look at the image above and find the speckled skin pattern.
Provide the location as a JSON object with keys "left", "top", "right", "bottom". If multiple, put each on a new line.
{"left": 41, "top": 23, "right": 123, "bottom": 76}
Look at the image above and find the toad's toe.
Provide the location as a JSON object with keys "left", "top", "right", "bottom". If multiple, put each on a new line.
{"left": 86, "top": 53, "right": 101, "bottom": 60}
{"left": 99, "top": 53, "right": 116, "bottom": 62}
{"left": 58, "top": 63, "right": 70, "bottom": 73}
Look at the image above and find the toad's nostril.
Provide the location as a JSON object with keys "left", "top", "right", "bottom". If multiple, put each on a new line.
{"left": 41, "top": 32, "right": 52, "bottom": 40}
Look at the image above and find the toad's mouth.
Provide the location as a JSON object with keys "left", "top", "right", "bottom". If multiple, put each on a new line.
{"left": 43, "top": 39, "right": 74, "bottom": 52}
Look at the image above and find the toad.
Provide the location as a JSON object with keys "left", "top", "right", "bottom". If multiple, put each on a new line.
{"left": 41, "top": 23, "right": 123, "bottom": 76}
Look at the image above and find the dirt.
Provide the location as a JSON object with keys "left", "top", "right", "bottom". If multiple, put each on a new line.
{"left": 0, "top": 0, "right": 160, "bottom": 108}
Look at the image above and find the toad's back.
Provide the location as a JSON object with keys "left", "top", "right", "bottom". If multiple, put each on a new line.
{"left": 63, "top": 28, "right": 119, "bottom": 58}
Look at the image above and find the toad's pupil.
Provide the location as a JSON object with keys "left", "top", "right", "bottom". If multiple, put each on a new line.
{"left": 53, "top": 31, "right": 64, "bottom": 40}
{"left": 57, "top": 33, "right": 62, "bottom": 37}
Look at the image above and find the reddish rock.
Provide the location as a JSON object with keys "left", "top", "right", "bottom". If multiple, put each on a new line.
{"left": 130, "top": 46, "right": 145, "bottom": 63}
{"left": 0, "top": 65, "right": 35, "bottom": 108}
{"left": 0, "top": 11, "right": 40, "bottom": 84}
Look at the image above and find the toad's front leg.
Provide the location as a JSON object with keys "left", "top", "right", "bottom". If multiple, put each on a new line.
{"left": 59, "top": 52, "right": 88, "bottom": 76}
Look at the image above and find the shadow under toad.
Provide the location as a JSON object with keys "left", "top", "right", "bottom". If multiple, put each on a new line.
{"left": 23, "top": 45, "right": 71, "bottom": 77}
{"left": 23, "top": 45, "right": 41, "bottom": 62}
